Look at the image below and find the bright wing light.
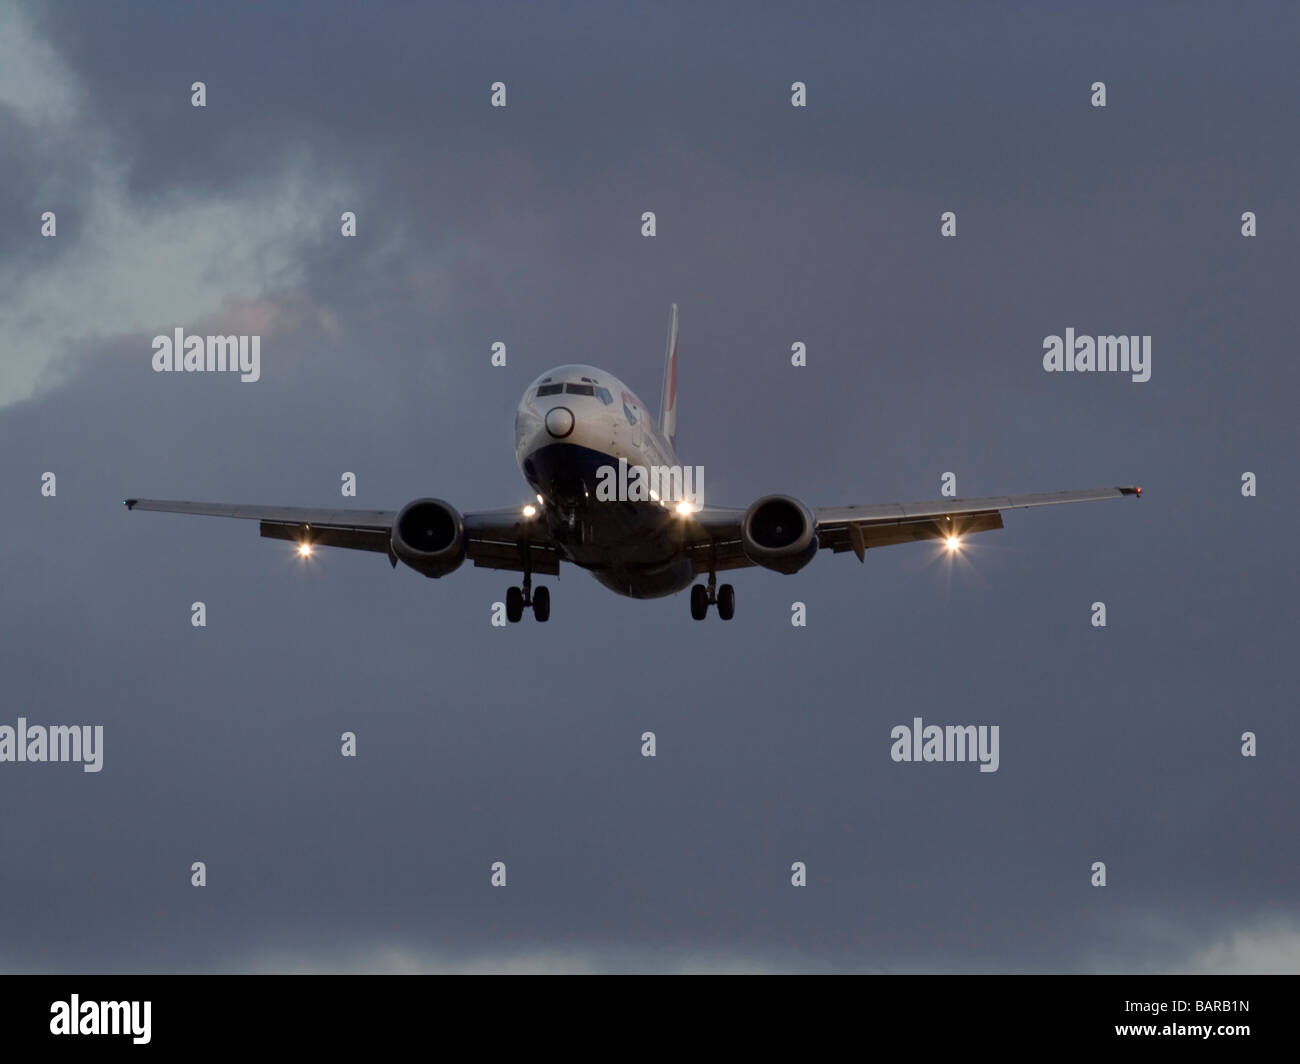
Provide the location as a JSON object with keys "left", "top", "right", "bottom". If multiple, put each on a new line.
{"left": 945, "top": 535, "right": 961, "bottom": 551}
{"left": 298, "top": 542, "right": 313, "bottom": 557}
{"left": 523, "top": 504, "right": 537, "bottom": 517}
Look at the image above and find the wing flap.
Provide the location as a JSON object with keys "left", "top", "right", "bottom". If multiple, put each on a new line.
{"left": 820, "top": 511, "right": 1004, "bottom": 557}
{"left": 470, "top": 541, "right": 561, "bottom": 575}
{"left": 259, "top": 522, "right": 392, "bottom": 554}
{"left": 684, "top": 537, "right": 753, "bottom": 575}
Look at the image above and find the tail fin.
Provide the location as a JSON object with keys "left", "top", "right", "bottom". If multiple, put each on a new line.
{"left": 658, "top": 303, "right": 679, "bottom": 450}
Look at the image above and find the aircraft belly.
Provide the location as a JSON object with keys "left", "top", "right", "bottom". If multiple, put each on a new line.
{"left": 562, "top": 503, "right": 693, "bottom": 598}
{"left": 590, "top": 558, "right": 694, "bottom": 599}
{"left": 522, "top": 440, "right": 694, "bottom": 598}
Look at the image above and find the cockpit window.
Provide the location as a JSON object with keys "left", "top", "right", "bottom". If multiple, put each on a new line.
{"left": 594, "top": 386, "right": 613, "bottom": 405}
{"left": 565, "top": 383, "right": 595, "bottom": 396}
{"left": 536, "top": 384, "right": 564, "bottom": 397}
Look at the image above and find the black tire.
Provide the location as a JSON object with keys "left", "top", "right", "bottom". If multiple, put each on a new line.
{"left": 506, "top": 586, "right": 524, "bottom": 623}
{"left": 532, "top": 585, "right": 550, "bottom": 622}
{"left": 717, "top": 583, "right": 735, "bottom": 620}
{"left": 690, "top": 584, "right": 709, "bottom": 620}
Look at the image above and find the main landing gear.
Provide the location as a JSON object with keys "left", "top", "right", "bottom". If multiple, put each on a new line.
{"left": 690, "top": 571, "right": 734, "bottom": 621}
{"left": 506, "top": 570, "right": 550, "bottom": 623}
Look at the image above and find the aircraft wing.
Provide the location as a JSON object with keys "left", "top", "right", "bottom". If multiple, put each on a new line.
{"left": 123, "top": 498, "right": 561, "bottom": 574}
{"left": 682, "top": 487, "right": 1140, "bottom": 573}
{"left": 813, "top": 486, "right": 1140, "bottom": 560}
{"left": 681, "top": 506, "right": 754, "bottom": 574}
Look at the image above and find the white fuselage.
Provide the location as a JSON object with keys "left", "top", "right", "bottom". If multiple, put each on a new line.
{"left": 514, "top": 364, "right": 695, "bottom": 597}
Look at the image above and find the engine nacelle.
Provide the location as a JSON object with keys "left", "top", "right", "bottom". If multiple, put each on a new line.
{"left": 391, "top": 498, "right": 466, "bottom": 578}
{"left": 741, "top": 494, "right": 819, "bottom": 574}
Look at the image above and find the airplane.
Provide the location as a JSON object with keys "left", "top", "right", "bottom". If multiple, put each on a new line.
{"left": 125, "top": 305, "right": 1140, "bottom": 622}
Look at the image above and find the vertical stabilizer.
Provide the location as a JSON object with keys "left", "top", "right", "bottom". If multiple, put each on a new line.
{"left": 658, "top": 304, "right": 679, "bottom": 450}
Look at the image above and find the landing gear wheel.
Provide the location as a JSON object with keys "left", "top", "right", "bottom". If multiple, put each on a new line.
{"left": 506, "top": 586, "right": 524, "bottom": 623}
{"left": 717, "top": 583, "right": 735, "bottom": 620}
{"left": 532, "top": 585, "right": 550, "bottom": 623}
{"left": 690, "top": 584, "right": 709, "bottom": 620}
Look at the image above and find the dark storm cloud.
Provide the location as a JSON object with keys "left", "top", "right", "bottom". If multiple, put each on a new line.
{"left": 1, "top": 0, "right": 1297, "bottom": 972}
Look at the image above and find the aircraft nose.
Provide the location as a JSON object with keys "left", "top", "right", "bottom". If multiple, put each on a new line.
{"left": 544, "top": 405, "right": 575, "bottom": 438}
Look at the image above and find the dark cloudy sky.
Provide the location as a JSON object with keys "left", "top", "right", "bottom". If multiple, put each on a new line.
{"left": 1, "top": 0, "right": 1296, "bottom": 972}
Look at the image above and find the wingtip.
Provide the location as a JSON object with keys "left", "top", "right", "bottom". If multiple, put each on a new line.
{"left": 123, "top": 498, "right": 137, "bottom": 509}
{"left": 1119, "top": 486, "right": 1142, "bottom": 497}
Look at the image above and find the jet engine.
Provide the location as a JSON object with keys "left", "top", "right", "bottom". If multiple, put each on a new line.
{"left": 740, "top": 494, "right": 819, "bottom": 574}
{"left": 391, "top": 498, "right": 467, "bottom": 578}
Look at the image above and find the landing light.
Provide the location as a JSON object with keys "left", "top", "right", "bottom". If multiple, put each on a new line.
{"left": 945, "top": 535, "right": 961, "bottom": 551}
{"left": 523, "top": 504, "right": 537, "bottom": 517}
{"left": 676, "top": 501, "right": 694, "bottom": 515}
{"left": 298, "top": 542, "right": 313, "bottom": 557}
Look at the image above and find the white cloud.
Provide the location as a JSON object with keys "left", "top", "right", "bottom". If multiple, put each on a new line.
{"left": 0, "top": 1, "right": 78, "bottom": 128}
{"left": 268, "top": 919, "right": 1300, "bottom": 974}
{"left": 1172, "top": 919, "right": 1300, "bottom": 974}
{"left": 1084, "top": 912, "right": 1300, "bottom": 974}
{"left": 0, "top": 2, "right": 352, "bottom": 411}
{"left": 235, "top": 943, "right": 783, "bottom": 975}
